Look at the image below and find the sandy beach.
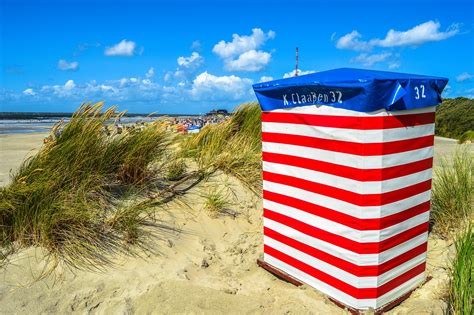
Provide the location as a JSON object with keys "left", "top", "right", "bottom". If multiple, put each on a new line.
{"left": 0, "top": 132, "right": 472, "bottom": 314}
{"left": 0, "top": 132, "right": 48, "bottom": 186}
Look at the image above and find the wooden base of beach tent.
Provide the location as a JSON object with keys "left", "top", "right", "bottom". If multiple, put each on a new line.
{"left": 256, "top": 258, "right": 431, "bottom": 315}
{"left": 257, "top": 259, "right": 303, "bottom": 287}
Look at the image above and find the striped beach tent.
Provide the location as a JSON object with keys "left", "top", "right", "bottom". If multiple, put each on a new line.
{"left": 253, "top": 68, "right": 448, "bottom": 311}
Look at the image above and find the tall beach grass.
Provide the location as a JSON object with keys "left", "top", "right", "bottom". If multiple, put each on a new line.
{"left": 431, "top": 148, "right": 473, "bottom": 237}
{"left": 447, "top": 224, "right": 473, "bottom": 315}
{"left": 182, "top": 103, "right": 261, "bottom": 193}
{"left": 430, "top": 148, "right": 473, "bottom": 314}
{"left": 0, "top": 102, "right": 171, "bottom": 270}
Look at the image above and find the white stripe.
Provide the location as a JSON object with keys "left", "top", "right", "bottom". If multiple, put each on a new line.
{"left": 262, "top": 122, "right": 435, "bottom": 143}
{"left": 375, "top": 272, "right": 426, "bottom": 309}
{"left": 263, "top": 254, "right": 426, "bottom": 309}
{"left": 264, "top": 218, "right": 428, "bottom": 266}
{"left": 270, "top": 105, "right": 436, "bottom": 117}
{"left": 391, "top": 84, "right": 403, "bottom": 105}
{"left": 263, "top": 142, "right": 433, "bottom": 169}
{"left": 263, "top": 161, "right": 432, "bottom": 194}
{"left": 377, "top": 253, "right": 426, "bottom": 287}
{"left": 264, "top": 253, "right": 371, "bottom": 308}
{"left": 263, "top": 180, "right": 432, "bottom": 219}
{"left": 264, "top": 199, "right": 430, "bottom": 243}
{"left": 265, "top": 236, "right": 426, "bottom": 288}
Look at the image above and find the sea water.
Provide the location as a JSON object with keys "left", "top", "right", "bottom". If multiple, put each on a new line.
{"left": 0, "top": 112, "right": 192, "bottom": 135}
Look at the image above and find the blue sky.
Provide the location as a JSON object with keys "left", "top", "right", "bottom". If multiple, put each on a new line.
{"left": 1, "top": 0, "right": 473, "bottom": 113}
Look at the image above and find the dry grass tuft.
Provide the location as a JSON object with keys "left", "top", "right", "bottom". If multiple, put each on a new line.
{"left": 203, "top": 187, "right": 231, "bottom": 218}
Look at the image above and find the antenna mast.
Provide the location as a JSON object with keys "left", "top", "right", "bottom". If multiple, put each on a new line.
{"left": 295, "top": 47, "right": 299, "bottom": 77}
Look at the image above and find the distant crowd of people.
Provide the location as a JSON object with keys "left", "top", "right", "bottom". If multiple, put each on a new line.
{"left": 170, "top": 115, "right": 229, "bottom": 129}
{"left": 106, "top": 115, "right": 230, "bottom": 136}
{"left": 43, "top": 115, "right": 230, "bottom": 143}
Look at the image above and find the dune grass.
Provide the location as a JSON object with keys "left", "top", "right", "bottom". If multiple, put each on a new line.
{"left": 166, "top": 156, "right": 187, "bottom": 181}
{"left": 203, "top": 187, "right": 231, "bottom": 218}
{"left": 447, "top": 224, "right": 473, "bottom": 315}
{"left": 430, "top": 148, "right": 473, "bottom": 314}
{"left": 431, "top": 148, "right": 473, "bottom": 237}
{"left": 183, "top": 103, "right": 261, "bottom": 193}
{"left": 0, "top": 102, "right": 171, "bottom": 270}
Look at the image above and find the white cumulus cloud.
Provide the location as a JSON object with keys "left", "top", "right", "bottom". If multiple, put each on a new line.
{"left": 146, "top": 67, "right": 155, "bottom": 78}
{"left": 388, "top": 62, "right": 401, "bottom": 69}
{"left": 456, "top": 72, "right": 473, "bottom": 82}
{"left": 351, "top": 52, "right": 393, "bottom": 66}
{"left": 213, "top": 28, "right": 275, "bottom": 72}
{"left": 191, "top": 71, "right": 253, "bottom": 101}
{"left": 166, "top": 52, "right": 204, "bottom": 85}
{"left": 213, "top": 28, "right": 274, "bottom": 59}
{"left": 224, "top": 50, "right": 271, "bottom": 72}
{"left": 177, "top": 52, "right": 204, "bottom": 69}
{"left": 373, "top": 21, "right": 460, "bottom": 48}
{"left": 336, "top": 31, "right": 372, "bottom": 51}
{"left": 104, "top": 40, "right": 137, "bottom": 56}
{"left": 336, "top": 21, "right": 460, "bottom": 51}
{"left": 57, "top": 59, "right": 79, "bottom": 71}
{"left": 283, "top": 69, "right": 317, "bottom": 78}
{"left": 64, "top": 80, "right": 76, "bottom": 90}
{"left": 23, "top": 88, "right": 35, "bottom": 96}
{"left": 259, "top": 76, "right": 274, "bottom": 83}
{"left": 40, "top": 80, "right": 77, "bottom": 97}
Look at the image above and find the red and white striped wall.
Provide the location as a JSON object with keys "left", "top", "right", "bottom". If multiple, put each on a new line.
{"left": 261, "top": 105, "right": 435, "bottom": 310}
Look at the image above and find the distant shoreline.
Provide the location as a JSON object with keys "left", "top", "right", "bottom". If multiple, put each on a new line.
{"left": 0, "top": 112, "right": 206, "bottom": 135}
{"left": 0, "top": 112, "right": 202, "bottom": 120}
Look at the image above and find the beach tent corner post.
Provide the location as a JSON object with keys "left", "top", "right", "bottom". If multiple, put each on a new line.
{"left": 253, "top": 68, "right": 448, "bottom": 312}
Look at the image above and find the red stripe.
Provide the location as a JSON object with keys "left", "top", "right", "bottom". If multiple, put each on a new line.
{"left": 262, "top": 132, "right": 434, "bottom": 156}
{"left": 263, "top": 152, "right": 433, "bottom": 181}
{"left": 263, "top": 171, "right": 432, "bottom": 206}
{"left": 264, "top": 190, "right": 431, "bottom": 230}
{"left": 265, "top": 227, "right": 428, "bottom": 277}
{"left": 262, "top": 111, "right": 435, "bottom": 130}
{"left": 265, "top": 245, "right": 426, "bottom": 298}
{"left": 264, "top": 209, "right": 429, "bottom": 254}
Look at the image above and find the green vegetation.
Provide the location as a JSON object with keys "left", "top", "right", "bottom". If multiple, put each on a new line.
{"left": 203, "top": 187, "right": 231, "bottom": 218}
{"left": 0, "top": 102, "right": 171, "bottom": 270}
{"left": 447, "top": 225, "right": 473, "bottom": 315}
{"left": 436, "top": 97, "right": 474, "bottom": 140}
{"left": 430, "top": 148, "right": 473, "bottom": 314}
{"left": 431, "top": 149, "right": 473, "bottom": 237}
{"left": 166, "top": 156, "right": 187, "bottom": 181}
{"left": 459, "top": 130, "right": 474, "bottom": 144}
{"left": 183, "top": 103, "right": 261, "bottom": 193}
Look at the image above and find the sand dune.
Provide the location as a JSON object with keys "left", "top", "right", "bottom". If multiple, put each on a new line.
{"left": 0, "top": 133, "right": 471, "bottom": 314}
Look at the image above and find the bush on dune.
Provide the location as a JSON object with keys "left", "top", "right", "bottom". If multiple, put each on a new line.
{"left": 436, "top": 97, "right": 474, "bottom": 140}
{"left": 0, "top": 102, "right": 171, "bottom": 270}
{"left": 458, "top": 130, "right": 474, "bottom": 144}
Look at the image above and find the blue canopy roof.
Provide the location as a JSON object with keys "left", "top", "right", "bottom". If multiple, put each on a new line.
{"left": 253, "top": 68, "right": 448, "bottom": 112}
